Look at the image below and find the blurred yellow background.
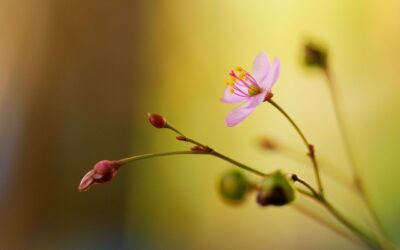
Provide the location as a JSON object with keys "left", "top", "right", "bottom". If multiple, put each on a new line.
{"left": 0, "top": 0, "right": 399, "bottom": 249}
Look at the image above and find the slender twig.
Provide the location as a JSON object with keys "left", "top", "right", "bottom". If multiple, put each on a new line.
{"left": 295, "top": 176, "right": 383, "bottom": 249}
{"left": 166, "top": 123, "right": 385, "bottom": 248}
{"left": 293, "top": 175, "right": 319, "bottom": 197}
{"left": 165, "top": 124, "right": 184, "bottom": 136}
{"left": 267, "top": 99, "right": 324, "bottom": 195}
{"left": 116, "top": 149, "right": 267, "bottom": 178}
{"left": 116, "top": 151, "right": 206, "bottom": 166}
{"left": 324, "top": 67, "right": 387, "bottom": 238}
{"left": 166, "top": 124, "right": 269, "bottom": 177}
{"left": 321, "top": 199, "right": 382, "bottom": 250}
{"left": 291, "top": 203, "right": 363, "bottom": 247}
{"left": 270, "top": 143, "right": 353, "bottom": 189}
{"left": 296, "top": 187, "right": 315, "bottom": 199}
{"left": 114, "top": 122, "right": 385, "bottom": 249}
{"left": 211, "top": 151, "right": 268, "bottom": 177}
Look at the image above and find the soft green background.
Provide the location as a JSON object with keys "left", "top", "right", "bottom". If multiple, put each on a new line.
{"left": 128, "top": 0, "right": 400, "bottom": 249}
{"left": 0, "top": 0, "right": 398, "bottom": 249}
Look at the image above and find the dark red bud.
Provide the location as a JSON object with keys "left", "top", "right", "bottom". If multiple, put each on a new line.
{"left": 147, "top": 113, "right": 167, "bottom": 128}
{"left": 78, "top": 160, "right": 119, "bottom": 192}
{"left": 92, "top": 160, "right": 117, "bottom": 183}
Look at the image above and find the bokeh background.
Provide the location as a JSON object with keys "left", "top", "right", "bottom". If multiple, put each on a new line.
{"left": 0, "top": 0, "right": 399, "bottom": 249}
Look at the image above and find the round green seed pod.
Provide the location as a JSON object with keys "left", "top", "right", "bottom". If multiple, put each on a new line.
{"left": 219, "top": 169, "right": 248, "bottom": 203}
{"left": 256, "top": 170, "right": 296, "bottom": 207}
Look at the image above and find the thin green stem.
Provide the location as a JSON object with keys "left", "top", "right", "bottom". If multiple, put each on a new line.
{"left": 275, "top": 144, "right": 353, "bottom": 190}
{"left": 321, "top": 198, "right": 381, "bottom": 250}
{"left": 115, "top": 151, "right": 205, "bottom": 166}
{"left": 165, "top": 123, "right": 184, "bottom": 136}
{"left": 295, "top": 176, "right": 383, "bottom": 249}
{"left": 211, "top": 151, "right": 268, "bottom": 177}
{"left": 324, "top": 68, "right": 363, "bottom": 187}
{"left": 115, "top": 149, "right": 267, "bottom": 178}
{"left": 165, "top": 124, "right": 268, "bottom": 177}
{"left": 156, "top": 120, "right": 385, "bottom": 248}
{"left": 294, "top": 176, "right": 319, "bottom": 198}
{"left": 182, "top": 137, "right": 205, "bottom": 148}
{"left": 268, "top": 99, "right": 309, "bottom": 146}
{"left": 296, "top": 187, "right": 314, "bottom": 199}
{"left": 324, "top": 67, "right": 387, "bottom": 238}
{"left": 291, "top": 203, "right": 363, "bottom": 247}
{"left": 267, "top": 99, "right": 324, "bottom": 195}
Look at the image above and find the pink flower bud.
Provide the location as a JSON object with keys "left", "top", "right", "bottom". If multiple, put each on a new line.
{"left": 78, "top": 160, "right": 119, "bottom": 192}
{"left": 147, "top": 113, "right": 167, "bottom": 128}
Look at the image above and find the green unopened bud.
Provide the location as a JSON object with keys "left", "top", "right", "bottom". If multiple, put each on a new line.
{"left": 219, "top": 169, "right": 248, "bottom": 203}
{"left": 304, "top": 42, "right": 328, "bottom": 69}
{"left": 256, "top": 170, "right": 296, "bottom": 207}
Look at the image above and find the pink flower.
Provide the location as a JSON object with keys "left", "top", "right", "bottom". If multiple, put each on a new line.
{"left": 221, "top": 53, "right": 280, "bottom": 126}
{"left": 78, "top": 160, "right": 120, "bottom": 192}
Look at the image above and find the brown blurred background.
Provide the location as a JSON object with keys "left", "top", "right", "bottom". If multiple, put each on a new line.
{"left": 0, "top": 0, "right": 150, "bottom": 248}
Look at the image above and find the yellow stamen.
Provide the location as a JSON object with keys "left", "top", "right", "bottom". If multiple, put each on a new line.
{"left": 230, "top": 87, "right": 234, "bottom": 93}
{"left": 225, "top": 80, "right": 234, "bottom": 86}
{"left": 235, "top": 66, "right": 244, "bottom": 72}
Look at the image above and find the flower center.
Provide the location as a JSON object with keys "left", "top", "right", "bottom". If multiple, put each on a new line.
{"left": 247, "top": 84, "right": 261, "bottom": 96}
{"left": 225, "top": 66, "right": 262, "bottom": 98}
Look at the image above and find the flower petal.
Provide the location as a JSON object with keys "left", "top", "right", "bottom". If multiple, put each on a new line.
{"left": 78, "top": 170, "right": 95, "bottom": 192}
{"left": 225, "top": 103, "right": 256, "bottom": 127}
{"left": 252, "top": 53, "right": 271, "bottom": 83}
{"left": 259, "top": 57, "right": 280, "bottom": 90}
{"left": 245, "top": 91, "right": 267, "bottom": 108}
{"left": 221, "top": 86, "right": 248, "bottom": 104}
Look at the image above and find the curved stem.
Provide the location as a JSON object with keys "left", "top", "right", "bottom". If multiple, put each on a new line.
{"left": 321, "top": 198, "right": 381, "bottom": 250}
{"left": 296, "top": 187, "right": 315, "bottom": 199}
{"left": 324, "top": 68, "right": 387, "bottom": 238}
{"left": 267, "top": 99, "right": 324, "bottom": 195}
{"left": 291, "top": 203, "right": 363, "bottom": 248}
{"left": 211, "top": 151, "right": 268, "bottom": 177}
{"left": 295, "top": 176, "right": 383, "bottom": 249}
{"left": 165, "top": 123, "right": 184, "bottom": 136}
{"left": 268, "top": 100, "right": 309, "bottom": 146}
{"left": 273, "top": 144, "right": 353, "bottom": 190}
{"left": 116, "top": 150, "right": 267, "bottom": 178}
{"left": 294, "top": 176, "right": 319, "bottom": 197}
{"left": 324, "top": 68, "right": 360, "bottom": 179}
{"left": 148, "top": 120, "right": 385, "bottom": 248}
{"left": 115, "top": 151, "right": 205, "bottom": 166}
{"left": 166, "top": 124, "right": 269, "bottom": 177}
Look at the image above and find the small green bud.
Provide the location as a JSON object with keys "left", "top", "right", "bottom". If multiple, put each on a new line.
{"left": 256, "top": 170, "right": 296, "bottom": 207}
{"left": 219, "top": 169, "right": 248, "bottom": 203}
{"left": 304, "top": 42, "right": 328, "bottom": 69}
